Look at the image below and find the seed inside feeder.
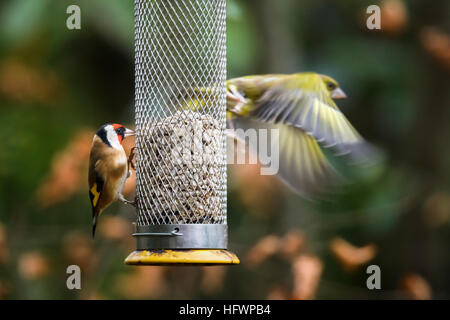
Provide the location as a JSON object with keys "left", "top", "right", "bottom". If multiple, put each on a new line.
{"left": 139, "top": 110, "right": 225, "bottom": 224}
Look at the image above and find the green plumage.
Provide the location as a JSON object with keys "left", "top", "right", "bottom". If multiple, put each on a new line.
{"left": 178, "top": 72, "right": 377, "bottom": 197}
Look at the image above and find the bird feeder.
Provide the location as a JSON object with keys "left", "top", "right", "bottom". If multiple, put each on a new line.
{"left": 125, "top": 0, "right": 239, "bottom": 265}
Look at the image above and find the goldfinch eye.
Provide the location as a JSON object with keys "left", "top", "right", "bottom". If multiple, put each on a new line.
{"left": 327, "top": 82, "right": 336, "bottom": 90}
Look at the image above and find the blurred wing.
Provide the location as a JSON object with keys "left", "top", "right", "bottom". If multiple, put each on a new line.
{"left": 231, "top": 118, "right": 342, "bottom": 198}
{"left": 173, "top": 87, "right": 220, "bottom": 112}
{"left": 251, "top": 79, "right": 373, "bottom": 162}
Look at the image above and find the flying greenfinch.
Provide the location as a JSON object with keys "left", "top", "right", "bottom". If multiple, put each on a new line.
{"left": 177, "top": 72, "right": 377, "bottom": 197}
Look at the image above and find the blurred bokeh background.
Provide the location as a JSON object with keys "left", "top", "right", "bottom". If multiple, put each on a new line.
{"left": 0, "top": 0, "right": 449, "bottom": 299}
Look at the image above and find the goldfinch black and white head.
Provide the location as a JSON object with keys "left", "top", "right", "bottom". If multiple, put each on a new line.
{"left": 88, "top": 123, "right": 135, "bottom": 238}
{"left": 96, "top": 123, "right": 135, "bottom": 149}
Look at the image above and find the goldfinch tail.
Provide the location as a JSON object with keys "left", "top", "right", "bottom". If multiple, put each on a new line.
{"left": 92, "top": 214, "right": 98, "bottom": 239}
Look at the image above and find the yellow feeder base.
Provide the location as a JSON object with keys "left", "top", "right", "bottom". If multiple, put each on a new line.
{"left": 125, "top": 249, "right": 240, "bottom": 266}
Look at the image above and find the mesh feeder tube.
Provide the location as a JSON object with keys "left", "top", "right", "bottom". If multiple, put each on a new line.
{"left": 125, "top": 0, "right": 239, "bottom": 265}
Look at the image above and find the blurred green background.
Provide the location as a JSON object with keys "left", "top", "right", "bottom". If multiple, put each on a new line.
{"left": 0, "top": 0, "right": 449, "bottom": 299}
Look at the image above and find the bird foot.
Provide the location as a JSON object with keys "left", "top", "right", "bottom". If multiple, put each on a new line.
{"left": 226, "top": 90, "right": 248, "bottom": 114}
{"left": 128, "top": 147, "right": 137, "bottom": 170}
{"left": 231, "top": 101, "right": 247, "bottom": 114}
{"left": 119, "top": 194, "right": 138, "bottom": 208}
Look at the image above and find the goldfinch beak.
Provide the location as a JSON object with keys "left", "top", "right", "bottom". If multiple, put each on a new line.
{"left": 331, "top": 88, "right": 347, "bottom": 99}
{"left": 124, "top": 128, "right": 135, "bottom": 137}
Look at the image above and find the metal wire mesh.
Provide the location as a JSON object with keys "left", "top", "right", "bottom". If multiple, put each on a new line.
{"left": 134, "top": 0, "right": 227, "bottom": 226}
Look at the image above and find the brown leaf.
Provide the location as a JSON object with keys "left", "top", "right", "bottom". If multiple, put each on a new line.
{"left": 380, "top": 0, "right": 408, "bottom": 35}
{"left": 279, "top": 230, "right": 305, "bottom": 260}
{"left": 245, "top": 235, "right": 281, "bottom": 268}
{"left": 200, "top": 266, "right": 227, "bottom": 294}
{"left": 422, "top": 191, "right": 450, "bottom": 228}
{"left": 291, "top": 255, "right": 323, "bottom": 300}
{"left": 36, "top": 130, "right": 94, "bottom": 207}
{"left": 18, "top": 251, "right": 50, "bottom": 280}
{"left": 359, "top": 0, "right": 408, "bottom": 36}
{"left": 420, "top": 27, "right": 450, "bottom": 71}
{"left": 115, "top": 267, "right": 167, "bottom": 299}
{"left": 0, "top": 59, "right": 62, "bottom": 104}
{"left": 0, "top": 280, "right": 9, "bottom": 299}
{"left": 0, "top": 223, "right": 8, "bottom": 265}
{"left": 330, "top": 237, "right": 377, "bottom": 272}
{"left": 400, "top": 273, "right": 432, "bottom": 300}
{"left": 266, "top": 285, "right": 290, "bottom": 300}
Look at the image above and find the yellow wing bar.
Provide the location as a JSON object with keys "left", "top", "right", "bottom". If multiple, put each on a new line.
{"left": 89, "top": 184, "right": 100, "bottom": 207}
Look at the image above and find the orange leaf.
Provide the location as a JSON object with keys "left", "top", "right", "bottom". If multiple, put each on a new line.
{"left": 291, "top": 255, "right": 323, "bottom": 300}
{"left": 420, "top": 27, "right": 450, "bottom": 71}
{"left": 400, "top": 273, "right": 432, "bottom": 300}
{"left": 18, "top": 251, "right": 50, "bottom": 280}
{"left": 330, "top": 237, "right": 377, "bottom": 272}
{"left": 36, "top": 130, "right": 94, "bottom": 207}
{"left": 245, "top": 235, "right": 281, "bottom": 268}
{"left": 200, "top": 266, "right": 227, "bottom": 294}
{"left": 279, "top": 230, "right": 305, "bottom": 260}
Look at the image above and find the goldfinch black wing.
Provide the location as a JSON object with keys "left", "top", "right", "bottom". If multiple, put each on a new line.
{"left": 231, "top": 117, "right": 342, "bottom": 197}
{"left": 88, "top": 161, "right": 104, "bottom": 212}
{"left": 88, "top": 158, "right": 106, "bottom": 237}
{"left": 250, "top": 77, "right": 372, "bottom": 163}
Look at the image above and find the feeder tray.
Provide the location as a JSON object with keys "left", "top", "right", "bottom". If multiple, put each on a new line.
{"left": 125, "top": 250, "right": 240, "bottom": 266}
{"left": 126, "top": 0, "right": 238, "bottom": 265}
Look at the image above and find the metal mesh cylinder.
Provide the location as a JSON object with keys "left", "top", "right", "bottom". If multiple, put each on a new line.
{"left": 134, "top": 0, "right": 227, "bottom": 249}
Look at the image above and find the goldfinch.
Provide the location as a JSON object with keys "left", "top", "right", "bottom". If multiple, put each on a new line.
{"left": 88, "top": 123, "right": 135, "bottom": 238}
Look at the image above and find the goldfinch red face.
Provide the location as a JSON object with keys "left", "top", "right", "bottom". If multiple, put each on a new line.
{"left": 112, "top": 123, "right": 135, "bottom": 144}
{"left": 96, "top": 124, "right": 135, "bottom": 149}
